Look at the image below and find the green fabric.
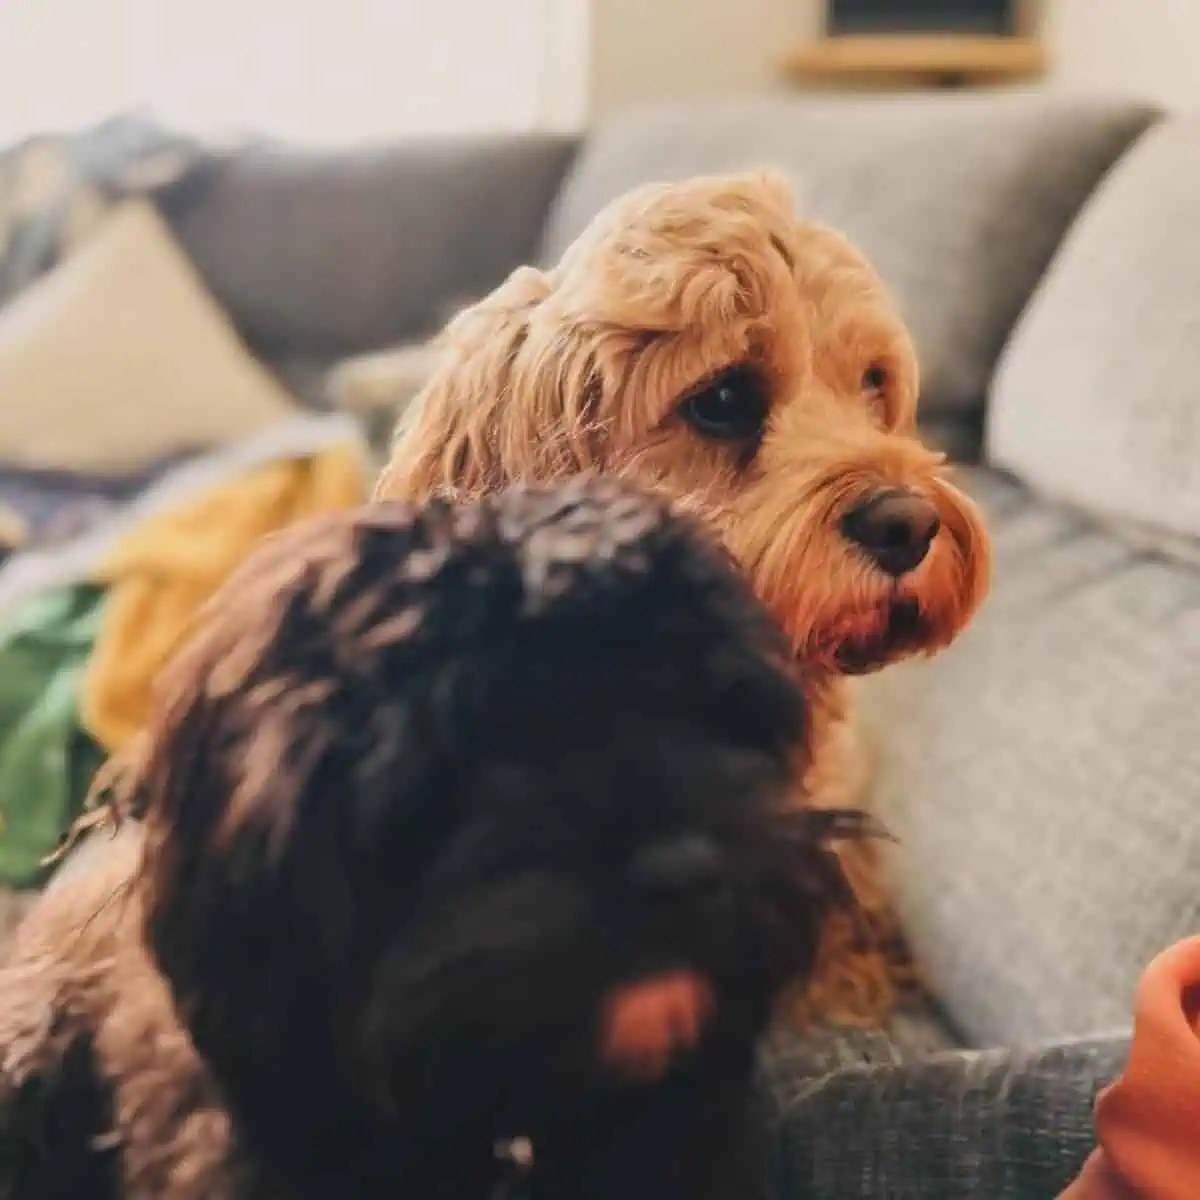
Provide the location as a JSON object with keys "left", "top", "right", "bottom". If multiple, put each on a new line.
{"left": 0, "top": 585, "right": 106, "bottom": 886}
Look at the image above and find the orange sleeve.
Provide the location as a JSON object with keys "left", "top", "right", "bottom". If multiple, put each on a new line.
{"left": 1062, "top": 936, "right": 1200, "bottom": 1199}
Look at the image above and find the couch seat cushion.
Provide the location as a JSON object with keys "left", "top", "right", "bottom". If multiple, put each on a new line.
{"left": 859, "top": 468, "right": 1200, "bottom": 1047}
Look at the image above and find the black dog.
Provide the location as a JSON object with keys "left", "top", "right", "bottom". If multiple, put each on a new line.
{"left": 0, "top": 477, "right": 867, "bottom": 1199}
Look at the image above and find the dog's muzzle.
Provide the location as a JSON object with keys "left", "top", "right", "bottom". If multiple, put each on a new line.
{"left": 840, "top": 488, "right": 940, "bottom": 577}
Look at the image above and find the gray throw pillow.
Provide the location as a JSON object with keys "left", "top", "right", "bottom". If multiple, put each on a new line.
{"left": 988, "top": 116, "right": 1200, "bottom": 554}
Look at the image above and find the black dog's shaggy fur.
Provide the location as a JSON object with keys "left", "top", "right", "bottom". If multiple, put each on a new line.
{"left": 0, "top": 478, "right": 867, "bottom": 1199}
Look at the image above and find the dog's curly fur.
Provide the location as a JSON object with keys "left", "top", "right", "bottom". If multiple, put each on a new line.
{"left": 374, "top": 170, "right": 992, "bottom": 1021}
{"left": 0, "top": 478, "right": 867, "bottom": 1200}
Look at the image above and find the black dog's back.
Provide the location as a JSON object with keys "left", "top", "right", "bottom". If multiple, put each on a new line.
{"left": 0, "top": 478, "right": 865, "bottom": 1200}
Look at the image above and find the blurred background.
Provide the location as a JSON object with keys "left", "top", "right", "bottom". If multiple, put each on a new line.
{"left": 1, "top": 0, "right": 1198, "bottom": 143}
{"left": 0, "top": 0, "right": 1198, "bottom": 1059}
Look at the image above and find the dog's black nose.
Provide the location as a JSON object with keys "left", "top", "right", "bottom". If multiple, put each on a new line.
{"left": 630, "top": 835, "right": 724, "bottom": 895}
{"left": 841, "top": 489, "right": 940, "bottom": 577}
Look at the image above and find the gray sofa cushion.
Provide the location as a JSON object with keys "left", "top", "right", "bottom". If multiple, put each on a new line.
{"left": 858, "top": 467, "right": 1200, "bottom": 1048}
{"left": 765, "top": 1036, "right": 1124, "bottom": 1199}
{"left": 166, "top": 134, "right": 578, "bottom": 356}
{"left": 542, "top": 94, "right": 1157, "bottom": 418}
{"left": 989, "top": 117, "right": 1200, "bottom": 556}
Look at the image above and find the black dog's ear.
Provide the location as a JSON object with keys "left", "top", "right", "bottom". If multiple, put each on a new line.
{"left": 0, "top": 966, "right": 121, "bottom": 1200}
{"left": 132, "top": 650, "right": 369, "bottom": 1146}
{"left": 122, "top": 522, "right": 433, "bottom": 1161}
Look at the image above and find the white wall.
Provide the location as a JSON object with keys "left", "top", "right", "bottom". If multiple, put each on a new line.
{"left": 590, "top": 0, "right": 821, "bottom": 115}
{"left": 1043, "top": 0, "right": 1200, "bottom": 110}
{"left": 0, "top": 0, "right": 589, "bottom": 145}
{"left": 590, "top": 0, "right": 1200, "bottom": 118}
{"left": 2, "top": 0, "right": 1198, "bottom": 148}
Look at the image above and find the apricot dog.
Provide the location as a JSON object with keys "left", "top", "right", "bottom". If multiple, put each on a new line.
{"left": 376, "top": 170, "right": 991, "bottom": 1021}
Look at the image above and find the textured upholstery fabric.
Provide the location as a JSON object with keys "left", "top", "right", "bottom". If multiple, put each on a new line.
{"left": 858, "top": 467, "right": 1200, "bottom": 1047}
{"left": 541, "top": 93, "right": 1157, "bottom": 417}
{"left": 989, "top": 117, "right": 1200, "bottom": 554}
{"left": 166, "top": 134, "right": 578, "bottom": 355}
{"left": 760, "top": 1033, "right": 1125, "bottom": 1198}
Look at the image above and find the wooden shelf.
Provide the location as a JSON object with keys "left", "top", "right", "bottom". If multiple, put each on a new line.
{"left": 781, "top": 34, "right": 1048, "bottom": 88}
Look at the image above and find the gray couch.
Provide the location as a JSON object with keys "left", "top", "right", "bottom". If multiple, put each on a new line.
{"left": 147, "top": 91, "right": 1200, "bottom": 1053}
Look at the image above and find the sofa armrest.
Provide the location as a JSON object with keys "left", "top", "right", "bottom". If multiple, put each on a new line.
{"left": 163, "top": 133, "right": 579, "bottom": 357}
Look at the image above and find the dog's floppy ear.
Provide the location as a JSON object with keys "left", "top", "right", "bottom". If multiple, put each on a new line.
{"left": 375, "top": 260, "right": 626, "bottom": 504}
{"left": 376, "top": 266, "right": 558, "bottom": 502}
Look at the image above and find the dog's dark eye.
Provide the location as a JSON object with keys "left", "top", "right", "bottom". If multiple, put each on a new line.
{"left": 680, "top": 366, "right": 768, "bottom": 441}
{"left": 862, "top": 364, "right": 888, "bottom": 394}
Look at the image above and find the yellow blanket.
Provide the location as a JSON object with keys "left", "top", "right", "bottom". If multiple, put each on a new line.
{"left": 81, "top": 443, "right": 364, "bottom": 752}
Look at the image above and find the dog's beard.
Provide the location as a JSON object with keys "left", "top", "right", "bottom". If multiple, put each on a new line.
{"left": 713, "top": 472, "right": 989, "bottom": 676}
{"left": 826, "top": 595, "right": 925, "bottom": 675}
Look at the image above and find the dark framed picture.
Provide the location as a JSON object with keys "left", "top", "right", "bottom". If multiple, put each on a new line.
{"left": 827, "top": 0, "right": 1016, "bottom": 35}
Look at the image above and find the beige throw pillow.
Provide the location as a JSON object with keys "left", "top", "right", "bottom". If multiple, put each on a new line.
{"left": 0, "top": 199, "right": 296, "bottom": 473}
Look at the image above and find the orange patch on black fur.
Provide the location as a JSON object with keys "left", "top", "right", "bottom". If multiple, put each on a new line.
{"left": 599, "top": 970, "right": 715, "bottom": 1081}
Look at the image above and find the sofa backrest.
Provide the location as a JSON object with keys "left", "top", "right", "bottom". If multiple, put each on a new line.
{"left": 164, "top": 133, "right": 579, "bottom": 358}
{"left": 160, "top": 97, "right": 1156, "bottom": 433}
{"left": 542, "top": 93, "right": 1158, "bottom": 434}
